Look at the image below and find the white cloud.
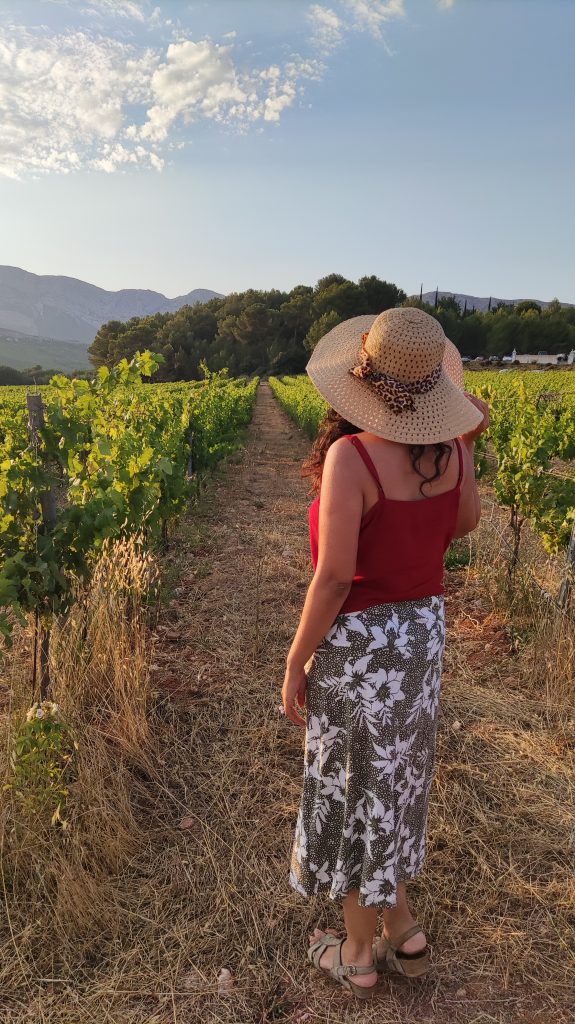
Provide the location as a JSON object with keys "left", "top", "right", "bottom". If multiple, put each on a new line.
{"left": 43, "top": 0, "right": 174, "bottom": 28}
{"left": 137, "top": 39, "right": 322, "bottom": 141}
{"left": 44, "top": 0, "right": 147, "bottom": 18}
{"left": 261, "top": 60, "right": 323, "bottom": 122}
{"left": 342, "top": 0, "right": 405, "bottom": 40}
{"left": 0, "top": 21, "right": 323, "bottom": 178}
{"left": 139, "top": 40, "right": 247, "bottom": 141}
{"left": 0, "top": 26, "right": 158, "bottom": 178}
{"left": 437, "top": 0, "right": 456, "bottom": 8}
{"left": 92, "top": 141, "right": 164, "bottom": 172}
{"left": 87, "top": 0, "right": 145, "bottom": 16}
{"left": 1, "top": 0, "right": 415, "bottom": 179}
{"left": 308, "top": 5, "right": 343, "bottom": 55}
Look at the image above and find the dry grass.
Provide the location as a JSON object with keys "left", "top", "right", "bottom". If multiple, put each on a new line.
{"left": 468, "top": 502, "right": 575, "bottom": 711}
{"left": 0, "top": 383, "right": 573, "bottom": 1023}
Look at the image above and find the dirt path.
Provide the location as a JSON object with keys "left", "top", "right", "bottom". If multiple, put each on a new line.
{"left": 143, "top": 382, "right": 572, "bottom": 1023}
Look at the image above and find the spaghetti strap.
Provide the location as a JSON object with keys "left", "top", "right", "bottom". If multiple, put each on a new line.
{"left": 346, "top": 435, "right": 385, "bottom": 495}
{"left": 454, "top": 437, "right": 464, "bottom": 487}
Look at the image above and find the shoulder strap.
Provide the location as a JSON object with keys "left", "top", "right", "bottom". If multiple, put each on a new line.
{"left": 454, "top": 437, "right": 464, "bottom": 487}
{"left": 346, "top": 435, "right": 385, "bottom": 495}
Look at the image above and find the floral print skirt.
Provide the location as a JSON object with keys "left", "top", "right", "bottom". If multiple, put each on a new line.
{"left": 289, "top": 595, "right": 444, "bottom": 908}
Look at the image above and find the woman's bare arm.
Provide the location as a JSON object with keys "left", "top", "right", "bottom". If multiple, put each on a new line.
{"left": 286, "top": 438, "right": 363, "bottom": 672}
{"left": 453, "top": 394, "right": 490, "bottom": 539}
{"left": 282, "top": 438, "right": 365, "bottom": 725}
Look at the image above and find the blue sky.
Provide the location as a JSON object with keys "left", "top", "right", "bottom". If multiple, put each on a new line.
{"left": 0, "top": 0, "right": 573, "bottom": 302}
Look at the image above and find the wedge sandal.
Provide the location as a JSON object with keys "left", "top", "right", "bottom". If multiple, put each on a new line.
{"left": 372, "top": 924, "right": 431, "bottom": 978}
{"left": 307, "top": 933, "right": 380, "bottom": 999}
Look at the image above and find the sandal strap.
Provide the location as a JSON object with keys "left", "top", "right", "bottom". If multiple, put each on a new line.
{"left": 309, "top": 934, "right": 379, "bottom": 994}
{"left": 335, "top": 961, "right": 378, "bottom": 977}
{"left": 387, "top": 924, "right": 425, "bottom": 951}
{"left": 308, "top": 933, "right": 342, "bottom": 969}
{"left": 331, "top": 937, "right": 376, "bottom": 977}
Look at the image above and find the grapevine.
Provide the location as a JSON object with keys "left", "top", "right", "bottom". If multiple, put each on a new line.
{"left": 0, "top": 353, "right": 258, "bottom": 692}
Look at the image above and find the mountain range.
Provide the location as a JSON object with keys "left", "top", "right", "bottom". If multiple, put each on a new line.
{"left": 0, "top": 266, "right": 570, "bottom": 372}
{"left": 0, "top": 265, "right": 221, "bottom": 346}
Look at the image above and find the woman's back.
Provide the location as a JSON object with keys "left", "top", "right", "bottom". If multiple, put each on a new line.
{"left": 344, "top": 430, "right": 462, "bottom": 510}
{"left": 308, "top": 433, "right": 463, "bottom": 615}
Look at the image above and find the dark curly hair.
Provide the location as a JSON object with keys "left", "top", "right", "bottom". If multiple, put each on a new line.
{"left": 301, "top": 407, "right": 452, "bottom": 497}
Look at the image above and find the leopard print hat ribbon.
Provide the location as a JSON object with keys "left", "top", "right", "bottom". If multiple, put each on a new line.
{"left": 348, "top": 332, "right": 441, "bottom": 415}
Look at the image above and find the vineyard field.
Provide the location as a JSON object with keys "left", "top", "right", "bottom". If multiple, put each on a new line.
{"left": 269, "top": 369, "right": 575, "bottom": 435}
{"left": 0, "top": 353, "right": 258, "bottom": 674}
{"left": 464, "top": 368, "right": 575, "bottom": 400}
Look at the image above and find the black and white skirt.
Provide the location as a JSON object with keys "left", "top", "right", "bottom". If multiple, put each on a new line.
{"left": 289, "top": 595, "right": 444, "bottom": 908}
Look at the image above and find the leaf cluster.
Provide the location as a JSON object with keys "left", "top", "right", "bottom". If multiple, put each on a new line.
{"left": 0, "top": 354, "right": 258, "bottom": 645}
{"left": 466, "top": 379, "right": 575, "bottom": 555}
{"left": 4, "top": 700, "right": 76, "bottom": 826}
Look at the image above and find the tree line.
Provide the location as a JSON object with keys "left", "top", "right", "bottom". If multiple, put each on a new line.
{"left": 0, "top": 364, "right": 93, "bottom": 386}
{"left": 421, "top": 295, "right": 575, "bottom": 361}
{"left": 87, "top": 274, "right": 575, "bottom": 380}
{"left": 88, "top": 275, "right": 405, "bottom": 380}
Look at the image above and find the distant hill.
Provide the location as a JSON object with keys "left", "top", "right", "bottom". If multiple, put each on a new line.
{"left": 0, "top": 265, "right": 222, "bottom": 345}
{"left": 0, "top": 328, "right": 91, "bottom": 372}
{"left": 417, "top": 290, "right": 574, "bottom": 312}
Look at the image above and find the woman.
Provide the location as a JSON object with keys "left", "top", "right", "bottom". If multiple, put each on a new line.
{"left": 282, "top": 307, "right": 489, "bottom": 999}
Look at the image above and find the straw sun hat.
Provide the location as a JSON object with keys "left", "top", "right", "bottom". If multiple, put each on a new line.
{"left": 305, "top": 306, "right": 483, "bottom": 445}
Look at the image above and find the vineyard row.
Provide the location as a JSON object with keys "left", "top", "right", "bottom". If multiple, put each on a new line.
{"left": 0, "top": 352, "right": 258, "bottom": 692}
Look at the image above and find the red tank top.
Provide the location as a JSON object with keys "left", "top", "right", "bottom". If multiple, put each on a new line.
{"left": 309, "top": 434, "right": 463, "bottom": 615}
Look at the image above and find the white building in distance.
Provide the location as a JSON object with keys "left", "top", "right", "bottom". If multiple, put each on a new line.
{"left": 505, "top": 349, "right": 575, "bottom": 365}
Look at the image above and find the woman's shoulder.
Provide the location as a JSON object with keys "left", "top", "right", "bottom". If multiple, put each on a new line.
{"left": 323, "top": 434, "right": 365, "bottom": 477}
{"left": 328, "top": 433, "right": 354, "bottom": 451}
{"left": 326, "top": 433, "right": 362, "bottom": 458}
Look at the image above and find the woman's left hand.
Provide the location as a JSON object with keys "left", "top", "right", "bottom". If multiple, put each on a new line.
{"left": 281, "top": 663, "right": 308, "bottom": 728}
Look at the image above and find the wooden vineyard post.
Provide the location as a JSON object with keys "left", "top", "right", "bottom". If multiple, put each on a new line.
{"left": 26, "top": 394, "right": 56, "bottom": 700}
{"left": 186, "top": 430, "right": 201, "bottom": 498}
{"left": 558, "top": 519, "right": 575, "bottom": 609}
